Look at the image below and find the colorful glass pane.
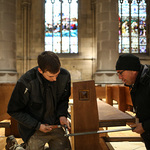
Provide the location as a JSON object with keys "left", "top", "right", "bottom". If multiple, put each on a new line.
{"left": 119, "top": 0, "right": 147, "bottom": 54}
{"left": 45, "top": 0, "right": 78, "bottom": 53}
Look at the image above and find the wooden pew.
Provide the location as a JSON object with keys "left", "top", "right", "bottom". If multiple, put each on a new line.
{"left": 70, "top": 85, "right": 106, "bottom": 100}
{"left": 0, "top": 83, "right": 15, "bottom": 121}
{"left": 71, "top": 80, "right": 135, "bottom": 149}
{"left": 105, "top": 85, "right": 133, "bottom": 112}
{"left": 71, "top": 85, "right": 133, "bottom": 112}
{"left": 95, "top": 85, "right": 106, "bottom": 100}
{"left": 97, "top": 100, "right": 134, "bottom": 127}
{"left": 0, "top": 83, "right": 20, "bottom": 137}
{"left": 72, "top": 80, "right": 102, "bottom": 150}
{"left": 3, "top": 84, "right": 133, "bottom": 139}
{"left": 0, "top": 83, "right": 21, "bottom": 137}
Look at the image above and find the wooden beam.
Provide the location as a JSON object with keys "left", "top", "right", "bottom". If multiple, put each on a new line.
{"left": 104, "top": 137, "right": 143, "bottom": 142}
{"left": 99, "top": 137, "right": 110, "bottom": 150}
{"left": 0, "top": 122, "right": 10, "bottom": 128}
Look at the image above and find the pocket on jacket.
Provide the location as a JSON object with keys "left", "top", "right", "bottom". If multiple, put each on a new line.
{"left": 31, "top": 102, "right": 43, "bottom": 110}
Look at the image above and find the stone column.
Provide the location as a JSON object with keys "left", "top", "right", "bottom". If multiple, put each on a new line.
{"left": 0, "top": 0, "right": 17, "bottom": 83}
{"left": 22, "top": 0, "right": 31, "bottom": 73}
{"left": 94, "top": 0, "right": 121, "bottom": 85}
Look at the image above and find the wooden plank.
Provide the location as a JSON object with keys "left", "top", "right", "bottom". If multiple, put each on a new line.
{"left": 104, "top": 137, "right": 143, "bottom": 142}
{"left": 111, "top": 86, "right": 119, "bottom": 102}
{"left": 0, "top": 114, "right": 11, "bottom": 122}
{"left": 118, "top": 86, "right": 127, "bottom": 112}
{"left": 70, "top": 85, "right": 106, "bottom": 100}
{"left": 0, "top": 122, "right": 10, "bottom": 128}
{"left": 69, "top": 87, "right": 73, "bottom": 99}
{"left": 5, "top": 118, "right": 20, "bottom": 137}
{"left": 106, "top": 85, "right": 113, "bottom": 106}
{"left": 99, "top": 138, "right": 110, "bottom": 150}
{"left": 95, "top": 86, "right": 106, "bottom": 99}
{"left": 98, "top": 100, "right": 135, "bottom": 127}
{"left": 73, "top": 80, "right": 101, "bottom": 150}
{"left": 70, "top": 106, "right": 74, "bottom": 150}
{"left": 0, "top": 83, "right": 15, "bottom": 121}
{"left": 125, "top": 87, "right": 133, "bottom": 106}
{"left": 105, "top": 85, "right": 133, "bottom": 112}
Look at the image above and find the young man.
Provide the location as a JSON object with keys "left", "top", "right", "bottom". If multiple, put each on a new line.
{"left": 7, "top": 51, "right": 71, "bottom": 150}
{"left": 116, "top": 54, "right": 150, "bottom": 150}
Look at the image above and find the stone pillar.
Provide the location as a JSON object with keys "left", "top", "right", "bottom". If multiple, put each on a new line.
{"left": 94, "top": 0, "right": 121, "bottom": 85}
{"left": 0, "top": 0, "right": 17, "bottom": 83}
{"left": 22, "top": 0, "right": 31, "bottom": 73}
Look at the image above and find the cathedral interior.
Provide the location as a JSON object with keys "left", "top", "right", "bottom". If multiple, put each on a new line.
{"left": 0, "top": 0, "right": 150, "bottom": 149}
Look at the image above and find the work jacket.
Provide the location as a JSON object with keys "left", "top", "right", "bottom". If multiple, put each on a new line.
{"left": 130, "top": 64, "right": 150, "bottom": 132}
{"left": 7, "top": 66, "right": 71, "bottom": 142}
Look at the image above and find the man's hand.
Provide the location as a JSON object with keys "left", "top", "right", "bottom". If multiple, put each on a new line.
{"left": 130, "top": 123, "right": 145, "bottom": 134}
{"left": 59, "top": 116, "right": 71, "bottom": 130}
{"left": 39, "top": 124, "right": 53, "bottom": 133}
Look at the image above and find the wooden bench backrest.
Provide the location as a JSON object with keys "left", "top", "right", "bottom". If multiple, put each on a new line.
{"left": 0, "top": 83, "right": 15, "bottom": 121}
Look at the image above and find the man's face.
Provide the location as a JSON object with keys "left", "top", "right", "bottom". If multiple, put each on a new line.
{"left": 117, "top": 70, "right": 138, "bottom": 85}
{"left": 38, "top": 68, "right": 60, "bottom": 82}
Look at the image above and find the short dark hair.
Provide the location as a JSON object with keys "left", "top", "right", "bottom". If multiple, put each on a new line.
{"left": 37, "top": 51, "right": 61, "bottom": 73}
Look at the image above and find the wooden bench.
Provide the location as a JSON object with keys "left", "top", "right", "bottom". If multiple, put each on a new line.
{"left": 106, "top": 85, "right": 133, "bottom": 112}
{"left": 0, "top": 83, "right": 15, "bottom": 121}
{"left": 71, "top": 85, "right": 133, "bottom": 112}
{"left": 71, "top": 81, "right": 135, "bottom": 150}
{"left": 0, "top": 83, "right": 15, "bottom": 131}
{"left": 1, "top": 83, "right": 133, "bottom": 139}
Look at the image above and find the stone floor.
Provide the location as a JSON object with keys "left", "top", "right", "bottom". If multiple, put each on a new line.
{"left": 107, "top": 142, "right": 145, "bottom": 150}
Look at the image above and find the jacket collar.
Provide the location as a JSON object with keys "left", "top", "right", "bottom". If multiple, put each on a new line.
{"left": 131, "top": 64, "right": 150, "bottom": 90}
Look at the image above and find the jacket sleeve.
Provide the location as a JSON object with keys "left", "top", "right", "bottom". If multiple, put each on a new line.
{"left": 56, "top": 74, "right": 71, "bottom": 118}
{"left": 142, "top": 80, "right": 150, "bottom": 132}
{"left": 7, "top": 81, "right": 39, "bottom": 129}
{"left": 142, "top": 120, "right": 150, "bottom": 132}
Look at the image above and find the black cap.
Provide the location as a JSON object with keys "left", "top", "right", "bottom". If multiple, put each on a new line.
{"left": 116, "top": 54, "right": 141, "bottom": 71}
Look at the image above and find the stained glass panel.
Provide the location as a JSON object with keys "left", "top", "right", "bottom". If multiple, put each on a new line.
{"left": 139, "top": 0, "right": 146, "bottom": 53}
{"left": 119, "top": 0, "right": 147, "bottom": 54}
{"left": 45, "top": 0, "right": 78, "bottom": 53}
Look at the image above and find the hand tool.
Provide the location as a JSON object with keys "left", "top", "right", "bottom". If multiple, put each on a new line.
{"left": 64, "top": 127, "right": 135, "bottom": 137}
{"left": 50, "top": 125, "right": 62, "bottom": 129}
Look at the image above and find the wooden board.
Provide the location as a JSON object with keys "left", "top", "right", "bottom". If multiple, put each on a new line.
{"left": 0, "top": 83, "right": 15, "bottom": 121}
{"left": 98, "top": 100, "right": 135, "bottom": 127}
{"left": 105, "top": 85, "right": 133, "bottom": 112}
{"left": 73, "top": 80, "right": 101, "bottom": 150}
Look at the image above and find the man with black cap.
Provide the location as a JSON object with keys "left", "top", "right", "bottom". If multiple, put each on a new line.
{"left": 116, "top": 53, "right": 150, "bottom": 150}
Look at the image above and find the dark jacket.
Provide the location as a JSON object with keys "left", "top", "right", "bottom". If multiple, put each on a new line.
{"left": 7, "top": 66, "right": 71, "bottom": 142}
{"left": 130, "top": 64, "right": 150, "bottom": 132}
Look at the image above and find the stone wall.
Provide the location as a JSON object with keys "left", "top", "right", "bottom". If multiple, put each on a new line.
{"left": 0, "top": 0, "right": 17, "bottom": 83}
{"left": 16, "top": 0, "right": 97, "bottom": 83}
{"left": 0, "top": 0, "right": 149, "bottom": 84}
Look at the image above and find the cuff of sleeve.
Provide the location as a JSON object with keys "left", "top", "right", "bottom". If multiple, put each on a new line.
{"left": 142, "top": 120, "right": 150, "bottom": 132}
{"left": 35, "top": 122, "right": 41, "bottom": 130}
{"left": 57, "top": 113, "right": 67, "bottom": 118}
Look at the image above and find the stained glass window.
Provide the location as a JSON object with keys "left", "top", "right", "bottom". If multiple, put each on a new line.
{"left": 119, "top": 0, "right": 147, "bottom": 53}
{"left": 45, "top": 0, "right": 78, "bottom": 53}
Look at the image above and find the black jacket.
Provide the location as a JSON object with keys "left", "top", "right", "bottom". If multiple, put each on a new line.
{"left": 130, "top": 64, "right": 150, "bottom": 132}
{"left": 7, "top": 66, "right": 71, "bottom": 142}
